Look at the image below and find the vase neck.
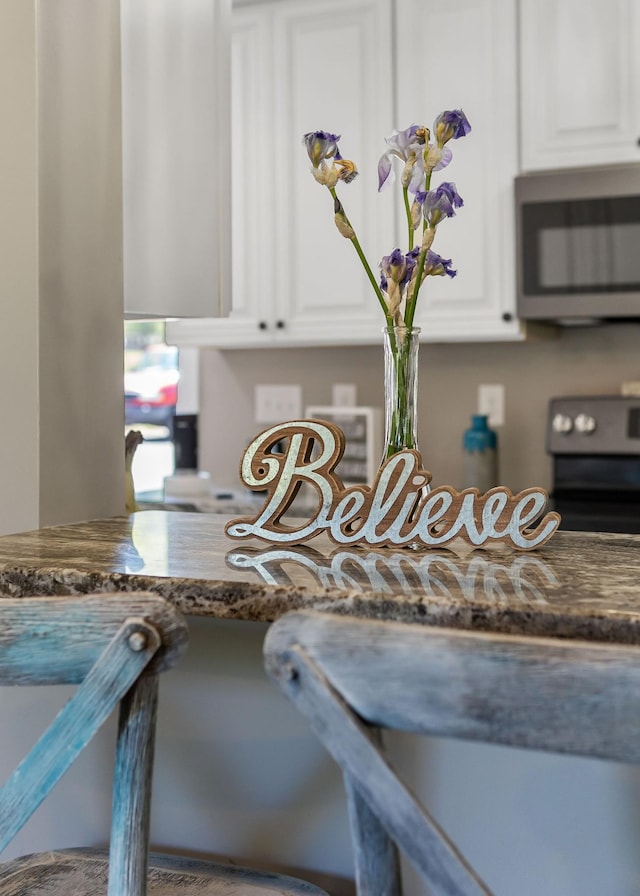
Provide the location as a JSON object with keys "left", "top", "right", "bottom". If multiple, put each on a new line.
{"left": 381, "top": 327, "right": 420, "bottom": 461}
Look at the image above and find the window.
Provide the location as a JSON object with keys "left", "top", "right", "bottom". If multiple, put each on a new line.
{"left": 124, "top": 321, "right": 177, "bottom": 502}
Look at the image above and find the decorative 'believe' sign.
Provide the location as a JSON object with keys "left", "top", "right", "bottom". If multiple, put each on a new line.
{"left": 225, "top": 421, "right": 561, "bottom": 551}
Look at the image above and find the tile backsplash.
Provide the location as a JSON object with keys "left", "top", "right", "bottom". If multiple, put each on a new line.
{"left": 198, "top": 323, "right": 640, "bottom": 494}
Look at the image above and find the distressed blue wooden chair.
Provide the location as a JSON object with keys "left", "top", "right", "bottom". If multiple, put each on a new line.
{"left": 0, "top": 594, "right": 329, "bottom": 896}
{"left": 265, "top": 609, "right": 640, "bottom": 896}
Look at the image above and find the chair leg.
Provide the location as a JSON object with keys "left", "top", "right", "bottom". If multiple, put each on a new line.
{"left": 108, "top": 674, "right": 159, "bottom": 896}
{"left": 344, "top": 766, "right": 402, "bottom": 896}
{"left": 271, "top": 645, "right": 492, "bottom": 896}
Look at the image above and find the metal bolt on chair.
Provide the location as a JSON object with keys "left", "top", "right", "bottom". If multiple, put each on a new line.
{"left": 265, "top": 609, "right": 640, "bottom": 896}
{"left": 0, "top": 593, "right": 329, "bottom": 896}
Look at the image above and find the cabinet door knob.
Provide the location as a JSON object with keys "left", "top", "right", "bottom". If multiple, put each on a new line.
{"left": 502, "top": 312, "right": 513, "bottom": 322}
{"left": 276, "top": 320, "right": 285, "bottom": 329}
{"left": 258, "top": 321, "right": 268, "bottom": 330}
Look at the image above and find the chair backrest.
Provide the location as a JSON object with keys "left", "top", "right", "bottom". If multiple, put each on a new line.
{"left": 0, "top": 592, "right": 188, "bottom": 896}
{"left": 264, "top": 610, "right": 640, "bottom": 896}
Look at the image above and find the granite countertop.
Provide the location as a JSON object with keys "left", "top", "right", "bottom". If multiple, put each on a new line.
{"left": 0, "top": 511, "right": 640, "bottom": 644}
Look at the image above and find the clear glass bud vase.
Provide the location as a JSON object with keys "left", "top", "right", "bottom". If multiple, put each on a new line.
{"left": 381, "top": 326, "right": 420, "bottom": 461}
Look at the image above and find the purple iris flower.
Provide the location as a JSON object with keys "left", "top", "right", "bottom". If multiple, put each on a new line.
{"left": 419, "top": 182, "right": 463, "bottom": 226}
{"left": 377, "top": 125, "right": 427, "bottom": 192}
{"left": 379, "top": 247, "right": 421, "bottom": 291}
{"left": 424, "top": 250, "right": 457, "bottom": 278}
{"left": 433, "top": 110, "right": 471, "bottom": 147}
{"left": 303, "top": 131, "right": 342, "bottom": 168}
{"left": 436, "top": 182, "right": 464, "bottom": 208}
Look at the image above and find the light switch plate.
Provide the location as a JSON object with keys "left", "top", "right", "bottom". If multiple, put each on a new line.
{"left": 255, "top": 385, "right": 302, "bottom": 424}
{"left": 478, "top": 383, "right": 505, "bottom": 427}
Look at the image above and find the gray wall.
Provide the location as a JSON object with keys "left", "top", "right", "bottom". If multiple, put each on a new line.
{"left": 37, "top": 0, "right": 125, "bottom": 527}
{"left": 198, "top": 323, "right": 640, "bottom": 492}
{"left": 0, "top": 0, "right": 39, "bottom": 533}
{"left": 0, "top": 0, "right": 125, "bottom": 535}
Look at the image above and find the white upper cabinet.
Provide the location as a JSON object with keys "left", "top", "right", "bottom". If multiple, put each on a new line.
{"left": 395, "top": 0, "right": 521, "bottom": 341}
{"left": 122, "top": 0, "right": 231, "bottom": 318}
{"left": 520, "top": 0, "right": 640, "bottom": 171}
{"left": 169, "top": 0, "right": 524, "bottom": 347}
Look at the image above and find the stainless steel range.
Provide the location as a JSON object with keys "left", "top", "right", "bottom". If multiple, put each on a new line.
{"left": 547, "top": 395, "right": 640, "bottom": 533}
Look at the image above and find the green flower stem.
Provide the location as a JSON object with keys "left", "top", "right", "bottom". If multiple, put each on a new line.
{"left": 329, "top": 187, "right": 393, "bottom": 328}
{"left": 403, "top": 186, "right": 414, "bottom": 251}
{"left": 404, "top": 241, "right": 429, "bottom": 330}
{"left": 404, "top": 168, "right": 433, "bottom": 329}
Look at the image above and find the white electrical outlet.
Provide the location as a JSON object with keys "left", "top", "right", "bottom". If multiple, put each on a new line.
{"left": 332, "top": 383, "right": 357, "bottom": 407}
{"left": 478, "top": 383, "right": 505, "bottom": 427}
{"left": 255, "top": 385, "right": 302, "bottom": 423}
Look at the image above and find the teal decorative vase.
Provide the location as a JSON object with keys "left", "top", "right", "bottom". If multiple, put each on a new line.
{"left": 462, "top": 414, "right": 498, "bottom": 492}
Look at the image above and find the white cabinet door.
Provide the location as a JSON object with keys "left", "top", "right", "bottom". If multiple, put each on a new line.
{"left": 395, "top": 0, "right": 521, "bottom": 342}
{"left": 520, "top": 0, "right": 640, "bottom": 171}
{"left": 270, "top": 0, "right": 395, "bottom": 345}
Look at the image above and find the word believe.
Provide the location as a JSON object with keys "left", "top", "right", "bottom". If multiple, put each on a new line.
{"left": 225, "top": 421, "right": 561, "bottom": 551}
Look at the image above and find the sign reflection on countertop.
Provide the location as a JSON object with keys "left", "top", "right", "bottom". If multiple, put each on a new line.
{"left": 226, "top": 545, "right": 558, "bottom": 606}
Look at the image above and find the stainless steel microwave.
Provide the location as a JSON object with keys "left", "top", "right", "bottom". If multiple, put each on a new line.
{"left": 515, "top": 164, "right": 640, "bottom": 323}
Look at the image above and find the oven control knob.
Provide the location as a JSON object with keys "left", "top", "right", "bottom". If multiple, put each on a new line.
{"left": 551, "top": 413, "right": 574, "bottom": 434}
{"left": 574, "top": 413, "right": 597, "bottom": 434}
